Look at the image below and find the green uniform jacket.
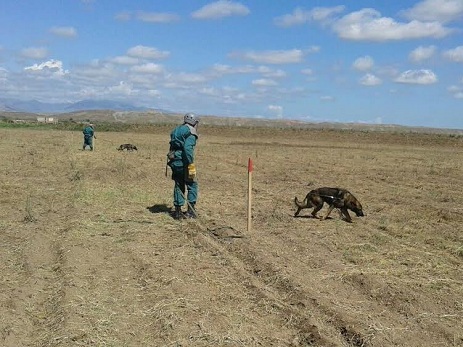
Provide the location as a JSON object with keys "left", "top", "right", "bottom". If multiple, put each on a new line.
{"left": 83, "top": 126, "right": 94, "bottom": 138}
{"left": 169, "top": 124, "right": 197, "bottom": 168}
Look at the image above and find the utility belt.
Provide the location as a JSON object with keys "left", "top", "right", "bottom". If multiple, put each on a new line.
{"left": 167, "top": 149, "right": 178, "bottom": 161}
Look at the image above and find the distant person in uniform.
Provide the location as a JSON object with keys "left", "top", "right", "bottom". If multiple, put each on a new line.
{"left": 82, "top": 123, "right": 96, "bottom": 151}
{"left": 167, "top": 113, "right": 199, "bottom": 219}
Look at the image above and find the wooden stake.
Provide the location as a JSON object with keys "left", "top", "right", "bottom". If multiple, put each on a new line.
{"left": 247, "top": 158, "right": 253, "bottom": 232}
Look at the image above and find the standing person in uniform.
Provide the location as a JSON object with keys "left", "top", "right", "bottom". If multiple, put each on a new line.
{"left": 167, "top": 113, "right": 199, "bottom": 220}
{"left": 82, "top": 123, "right": 96, "bottom": 151}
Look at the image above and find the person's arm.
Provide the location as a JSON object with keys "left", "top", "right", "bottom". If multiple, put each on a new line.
{"left": 183, "top": 135, "right": 197, "bottom": 164}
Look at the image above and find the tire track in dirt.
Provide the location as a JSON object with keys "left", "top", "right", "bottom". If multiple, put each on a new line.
{"left": 113, "top": 220, "right": 302, "bottom": 346}
{"left": 184, "top": 220, "right": 343, "bottom": 347}
{"left": 186, "top": 214, "right": 437, "bottom": 347}
{"left": 220, "top": 235, "right": 370, "bottom": 347}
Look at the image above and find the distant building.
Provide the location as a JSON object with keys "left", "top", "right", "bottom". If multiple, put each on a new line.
{"left": 36, "top": 116, "right": 58, "bottom": 124}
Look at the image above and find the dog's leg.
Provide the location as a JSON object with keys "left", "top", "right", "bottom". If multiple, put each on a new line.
{"left": 341, "top": 208, "right": 352, "bottom": 223}
{"left": 311, "top": 203, "right": 324, "bottom": 219}
{"left": 322, "top": 205, "right": 335, "bottom": 220}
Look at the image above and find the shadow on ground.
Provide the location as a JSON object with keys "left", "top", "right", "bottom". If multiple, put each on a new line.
{"left": 146, "top": 204, "right": 171, "bottom": 214}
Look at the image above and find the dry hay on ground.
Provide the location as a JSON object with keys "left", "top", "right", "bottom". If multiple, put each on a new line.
{"left": 0, "top": 126, "right": 462, "bottom": 346}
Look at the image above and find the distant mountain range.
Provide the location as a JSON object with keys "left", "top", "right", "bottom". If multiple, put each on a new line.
{"left": 0, "top": 98, "right": 150, "bottom": 113}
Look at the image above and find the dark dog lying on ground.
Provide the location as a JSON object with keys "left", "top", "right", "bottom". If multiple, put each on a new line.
{"left": 118, "top": 144, "right": 138, "bottom": 151}
{"left": 294, "top": 187, "right": 364, "bottom": 223}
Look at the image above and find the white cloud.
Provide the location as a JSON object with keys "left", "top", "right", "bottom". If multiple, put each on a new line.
{"left": 108, "top": 81, "right": 134, "bottom": 96}
{"left": 191, "top": 1, "right": 250, "bottom": 20}
{"left": 447, "top": 85, "right": 463, "bottom": 98}
{"left": 256, "top": 66, "right": 286, "bottom": 78}
{"left": 274, "top": 8, "right": 310, "bottom": 27}
{"left": 353, "top": 56, "right": 374, "bottom": 71}
{"left": 394, "top": 69, "right": 438, "bottom": 84}
{"left": 110, "top": 56, "right": 139, "bottom": 65}
{"left": 130, "top": 63, "right": 164, "bottom": 74}
{"left": 199, "top": 87, "right": 218, "bottom": 96}
{"left": 332, "top": 8, "right": 452, "bottom": 41}
{"left": 115, "top": 11, "right": 131, "bottom": 21}
{"left": 306, "top": 46, "right": 321, "bottom": 54}
{"left": 360, "top": 73, "right": 382, "bottom": 86}
{"left": 320, "top": 95, "right": 335, "bottom": 102}
{"left": 136, "top": 12, "right": 180, "bottom": 23}
{"left": 233, "top": 49, "right": 304, "bottom": 64}
{"left": 252, "top": 78, "right": 278, "bottom": 87}
{"left": 76, "top": 82, "right": 137, "bottom": 100}
{"left": 165, "top": 72, "right": 208, "bottom": 87}
{"left": 274, "top": 6, "right": 345, "bottom": 27}
{"left": 127, "top": 45, "right": 170, "bottom": 60}
{"left": 211, "top": 64, "right": 255, "bottom": 75}
{"left": 210, "top": 64, "right": 286, "bottom": 79}
{"left": 268, "top": 104, "right": 283, "bottom": 118}
{"left": 73, "top": 61, "right": 120, "bottom": 83}
{"left": 401, "top": 0, "right": 463, "bottom": 23}
{"left": 0, "top": 67, "right": 8, "bottom": 81}
{"left": 409, "top": 45, "right": 436, "bottom": 63}
{"left": 21, "top": 47, "right": 48, "bottom": 59}
{"left": 310, "top": 6, "right": 346, "bottom": 22}
{"left": 443, "top": 46, "right": 463, "bottom": 62}
{"left": 24, "top": 59, "right": 69, "bottom": 77}
{"left": 49, "top": 26, "right": 77, "bottom": 38}
{"left": 301, "top": 68, "right": 313, "bottom": 75}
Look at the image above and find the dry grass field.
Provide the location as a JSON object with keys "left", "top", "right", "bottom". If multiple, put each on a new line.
{"left": 1, "top": 124, "right": 462, "bottom": 347}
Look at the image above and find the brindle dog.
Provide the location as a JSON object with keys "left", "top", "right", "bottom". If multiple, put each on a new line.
{"left": 294, "top": 187, "right": 364, "bottom": 223}
{"left": 118, "top": 144, "right": 138, "bottom": 151}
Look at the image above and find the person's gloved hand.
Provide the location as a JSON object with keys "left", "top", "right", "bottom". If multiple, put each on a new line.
{"left": 188, "top": 163, "right": 196, "bottom": 180}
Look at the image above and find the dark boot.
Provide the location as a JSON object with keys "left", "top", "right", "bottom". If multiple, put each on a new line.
{"left": 185, "top": 203, "right": 197, "bottom": 219}
{"left": 173, "top": 206, "right": 185, "bottom": 220}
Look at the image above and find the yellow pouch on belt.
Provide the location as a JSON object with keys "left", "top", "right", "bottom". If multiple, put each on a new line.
{"left": 187, "top": 163, "right": 196, "bottom": 179}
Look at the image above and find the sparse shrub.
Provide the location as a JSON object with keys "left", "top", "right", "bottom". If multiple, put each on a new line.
{"left": 116, "top": 157, "right": 126, "bottom": 176}
{"left": 378, "top": 217, "right": 388, "bottom": 231}
{"left": 70, "top": 170, "right": 83, "bottom": 181}
{"left": 69, "top": 159, "right": 83, "bottom": 181}
{"left": 456, "top": 246, "right": 463, "bottom": 258}
{"left": 23, "top": 195, "right": 36, "bottom": 223}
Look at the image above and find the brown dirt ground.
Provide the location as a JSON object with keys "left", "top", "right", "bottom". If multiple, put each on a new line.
{"left": 1, "top": 126, "right": 462, "bottom": 347}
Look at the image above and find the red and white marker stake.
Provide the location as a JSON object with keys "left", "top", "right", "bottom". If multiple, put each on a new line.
{"left": 247, "top": 158, "right": 253, "bottom": 232}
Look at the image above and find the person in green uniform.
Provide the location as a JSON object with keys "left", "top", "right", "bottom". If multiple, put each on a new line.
{"left": 82, "top": 123, "right": 96, "bottom": 151}
{"left": 167, "top": 113, "right": 199, "bottom": 219}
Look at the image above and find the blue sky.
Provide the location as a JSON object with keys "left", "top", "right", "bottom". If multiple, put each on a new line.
{"left": 1, "top": 0, "right": 463, "bottom": 129}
